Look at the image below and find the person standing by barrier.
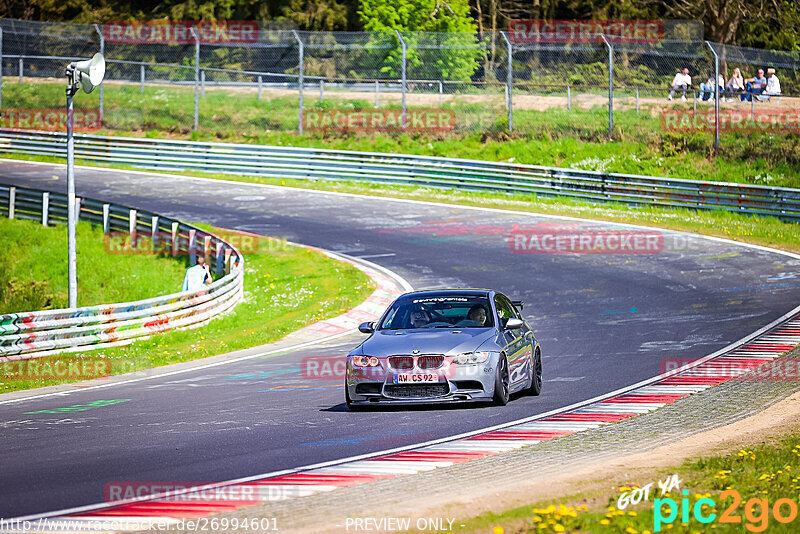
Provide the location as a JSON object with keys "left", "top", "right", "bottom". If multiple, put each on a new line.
{"left": 182, "top": 257, "right": 212, "bottom": 292}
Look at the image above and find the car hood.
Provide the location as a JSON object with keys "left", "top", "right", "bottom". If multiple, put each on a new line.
{"left": 358, "top": 328, "right": 497, "bottom": 356}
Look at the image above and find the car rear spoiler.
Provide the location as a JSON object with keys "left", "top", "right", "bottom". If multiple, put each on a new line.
{"left": 512, "top": 300, "right": 524, "bottom": 310}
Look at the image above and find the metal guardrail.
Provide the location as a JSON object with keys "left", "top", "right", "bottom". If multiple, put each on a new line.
{"left": 0, "top": 182, "right": 245, "bottom": 359}
{"left": 1, "top": 129, "right": 799, "bottom": 222}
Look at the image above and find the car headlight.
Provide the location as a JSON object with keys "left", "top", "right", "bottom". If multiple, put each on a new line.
{"left": 352, "top": 355, "right": 380, "bottom": 367}
{"left": 454, "top": 351, "right": 491, "bottom": 365}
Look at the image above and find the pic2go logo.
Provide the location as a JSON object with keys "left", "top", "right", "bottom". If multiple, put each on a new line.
{"left": 654, "top": 489, "right": 800, "bottom": 532}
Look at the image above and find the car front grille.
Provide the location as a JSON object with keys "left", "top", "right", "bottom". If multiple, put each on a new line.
{"left": 384, "top": 384, "right": 450, "bottom": 398}
{"left": 388, "top": 356, "right": 414, "bottom": 371}
{"left": 418, "top": 355, "right": 444, "bottom": 369}
{"left": 388, "top": 355, "right": 444, "bottom": 371}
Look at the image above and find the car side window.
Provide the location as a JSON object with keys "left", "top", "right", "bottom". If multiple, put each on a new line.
{"left": 494, "top": 295, "right": 516, "bottom": 328}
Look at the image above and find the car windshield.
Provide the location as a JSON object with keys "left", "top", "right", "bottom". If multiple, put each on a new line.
{"left": 379, "top": 294, "right": 494, "bottom": 330}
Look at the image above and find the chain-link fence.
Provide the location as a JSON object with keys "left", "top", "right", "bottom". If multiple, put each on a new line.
{"left": 1, "top": 18, "right": 799, "bottom": 145}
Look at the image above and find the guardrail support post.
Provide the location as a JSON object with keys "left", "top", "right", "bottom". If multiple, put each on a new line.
{"left": 500, "top": 31, "right": 513, "bottom": 131}
{"left": 224, "top": 248, "right": 232, "bottom": 275}
{"left": 42, "top": 192, "right": 49, "bottom": 226}
{"left": 216, "top": 241, "right": 225, "bottom": 277}
{"left": 151, "top": 215, "right": 159, "bottom": 251}
{"left": 203, "top": 235, "right": 211, "bottom": 266}
{"left": 395, "top": 30, "right": 407, "bottom": 128}
{"left": 94, "top": 24, "right": 104, "bottom": 120}
{"left": 257, "top": 75, "right": 262, "bottom": 100}
{"left": 140, "top": 65, "right": 145, "bottom": 93}
{"left": 129, "top": 209, "right": 137, "bottom": 246}
{"left": 102, "top": 203, "right": 110, "bottom": 233}
{"left": 188, "top": 229, "right": 197, "bottom": 265}
{"left": 171, "top": 221, "right": 179, "bottom": 257}
{"left": 8, "top": 186, "right": 14, "bottom": 220}
{"left": 292, "top": 30, "right": 304, "bottom": 134}
{"left": 190, "top": 27, "right": 200, "bottom": 132}
{"left": 75, "top": 197, "right": 81, "bottom": 221}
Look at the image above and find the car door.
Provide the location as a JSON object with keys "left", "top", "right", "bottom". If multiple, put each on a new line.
{"left": 494, "top": 294, "right": 529, "bottom": 387}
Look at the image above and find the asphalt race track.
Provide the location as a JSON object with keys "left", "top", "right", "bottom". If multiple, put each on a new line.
{"left": 1, "top": 160, "right": 799, "bottom": 518}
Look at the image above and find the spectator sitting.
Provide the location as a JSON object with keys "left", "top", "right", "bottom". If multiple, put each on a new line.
{"left": 668, "top": 67, "right": 692, "bottom": 102}
{"left": 744, "top": 68, "right": 767, "bottom": 101}
{"left": 758, "top": 68, "right": 781, "bottom": 101}
{"left": 725, "top": 68, "right": 745, "bottom": 101}
{"left": 697, "top": 74, "right": 724, "bottom": 101}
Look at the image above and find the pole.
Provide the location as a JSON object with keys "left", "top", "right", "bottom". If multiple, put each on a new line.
{"left": 567, "top": 85, "right": 571, "bottom": 110}
{"left": 66, "top": 73, "right": 78, "bottom": 309}
{"left": 500, "top": 31, "right": 513, "bottom": 131}
{"left": 602, "top": 34, "right": 613, "bottom": 137}
{"left": 375, "top": 80, "right": 379, "bottom": 108}
{"left": 395, "top": 30, "right": 407, "bottom": 128}
{"left": 0, "top": 28, "right": 4, "bottom": 111}
{"left": 706, "top": 41, "right": 720, "bottom": 150}
{"left": 258, "top": 75, "right": 262, "bottom": 100}
{"left": 292, "top": 30, "right": 304, "bottom": 134}
{"left": 94, "top": 24, "right": 104, "bottom": 120}
{"left": 190, "top": 27, "right": 199, "bottom": 131}
{"left": 319, "top": 79, "right": 324, "bottom": 102}
{"left": 140, "top": 64, "right": 145, "bottom": 93}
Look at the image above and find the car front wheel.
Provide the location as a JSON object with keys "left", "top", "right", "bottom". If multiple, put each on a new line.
{"left": 493, "top": 355, "right": 510, "bottom": 406}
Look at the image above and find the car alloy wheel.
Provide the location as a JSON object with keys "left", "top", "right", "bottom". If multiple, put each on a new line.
{"left": 493, "top": 355, "right": 510, "bottom": 406}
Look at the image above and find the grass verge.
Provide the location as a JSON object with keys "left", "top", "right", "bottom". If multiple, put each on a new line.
{"left": 0, "top": 217, "right": 187, "bottom": 312}
{"left": 5, "top": 81, "right": 800, "bottom": 187}
{"left": 0, "top": 229, "right": 375, "bottom": 394}
{"left": 456, "top": 434, "right": 800, "bottom": 534}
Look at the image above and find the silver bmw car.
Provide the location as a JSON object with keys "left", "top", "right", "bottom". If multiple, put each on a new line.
{"left": 345, "top": 289, "right": 542, "bottom": 408}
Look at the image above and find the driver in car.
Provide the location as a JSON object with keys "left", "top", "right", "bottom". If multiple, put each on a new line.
{"left": 466, "top": 304, "right": 488, "bottom": 326}
{"left": 410, "top": 308, "right": 431, "bottom": 328}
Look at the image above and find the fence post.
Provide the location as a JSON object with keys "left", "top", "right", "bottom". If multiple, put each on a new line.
{"left": 375, "top": 80, "right": 379, "bottom": 108}
{"left": 705, "top": 41, "right": 720, "bottom": 150}
{"left": 319, "top": 79, "right": 324, "bottom": 102}
{"left": 201, "top": 70, "right": 205, "bottom": 97}
{"left": 567, "top": 85, "right": 571, "bottom": 110}
{"left": 636, "top": 87, "right": 639, "bottom": 114}
{"left": 395, "top": 30, "right": 407, "bottom": 128}
{"left": 94, "top": 24, "right": 104, "bottom": 120}
{"left": 42, "top": 192, "right": 49, "bottom": 226}
{"left": 292, "top": 30, "right": 304, "bottom": 135}
{"left": 500, "top": 31, "right": 513, "bottom": 131}
{"left": 8, "top": 186, "right": 14, "bottom": 220}
{"left": 258, "top": 75, "right": 262, "bottom": 100}
{"left": 140, "top": 64, "right": 145, "bottom": 93}
{"left": 102, "top": 203, "right": 110, "bottom": 233}
{"left": 190, "top": 27, "right": 199, "bottom": 132}
{"left": 601, "top": 34, "right": 613, "bottom": 137}
{"left": 439, "top": 80, "right": 443, "bottom": 107}
{"left": 18, "top": 57, "right": 22, "bottom": 84}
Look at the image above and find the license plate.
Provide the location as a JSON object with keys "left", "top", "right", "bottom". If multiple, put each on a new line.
{"left": 394, "top": 373, "right": 438, "bottom": 384}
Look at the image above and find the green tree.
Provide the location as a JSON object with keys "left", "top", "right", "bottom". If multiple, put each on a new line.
{"left": 358, "top": 0, "right": 483, "bottom": 80}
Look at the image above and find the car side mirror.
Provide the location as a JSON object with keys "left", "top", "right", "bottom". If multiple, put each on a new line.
{"left": 358, "top": 322, "right": 375, "bottom": 334}
{"left": 505, "top": 318, "right": 524, "bottom": 330}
